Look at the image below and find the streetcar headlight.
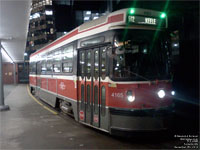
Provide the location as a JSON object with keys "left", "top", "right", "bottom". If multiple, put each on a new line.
{"left": 127, "top": 91, "right": 135, "bottom": 102}
{"left": 157, "top": 90, "right": 165, "bottom": 99}
{"left": 171, "top": 91, "right": 175, "bottom": 96}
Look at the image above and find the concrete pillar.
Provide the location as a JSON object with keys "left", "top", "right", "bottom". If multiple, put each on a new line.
{"left": 0, "top": 41, "right": 10, "bottom": 111}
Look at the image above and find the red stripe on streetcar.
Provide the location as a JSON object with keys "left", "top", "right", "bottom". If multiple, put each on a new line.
{"left": 108, "top": 14, "right": 124, "bottom": 23}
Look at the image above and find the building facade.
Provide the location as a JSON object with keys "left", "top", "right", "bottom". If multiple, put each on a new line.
{"left": 26, "top": 0, "right": 110, "bottom": 58}
{"left": 26, "top": 0, "right": 55, "bottom": 55}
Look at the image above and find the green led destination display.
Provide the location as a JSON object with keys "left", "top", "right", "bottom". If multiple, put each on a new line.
{"left": 128, "top": 15, "right": 166, "bottom": 27}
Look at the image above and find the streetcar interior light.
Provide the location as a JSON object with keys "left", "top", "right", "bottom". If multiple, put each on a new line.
{"left": 157, "top": 90, "right": 165, "bottom": 98}
{"left": 129, "top": 8, "right": 135, "bottom": 14}
{"left": 160, "top": 12, "right": 166, "bottom": 19}
{"left": 171, "top": 91, "right": 175, "bottom": 96}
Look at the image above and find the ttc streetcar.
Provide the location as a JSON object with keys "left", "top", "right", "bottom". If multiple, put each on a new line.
{"left": 29, "top": 8, "right": 175, "bottom": 134}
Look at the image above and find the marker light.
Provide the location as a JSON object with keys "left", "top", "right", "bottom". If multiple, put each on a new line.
{"left": 160, "top": 12, "right": 166, "bottom": 19}
{"left": 129, "top": 8, "right": 135, "bottom": 15}
{"left": 127, "top": 90, "right": 135, "bottom": 102}
{"left": 157, "top": 90, "right": 165, "bottom": 99}
{"left": 171, "top": 91, "right": 175, "bottom": 96}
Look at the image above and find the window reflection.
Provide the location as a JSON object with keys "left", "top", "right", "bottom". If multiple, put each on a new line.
{"left": 101, "top": 47, "right": 106, "bottom": 80}
{"left": 62, "top": 45, "right": 73, "bottom": 61}
{"left": 94, "top": 50, "right": 99, "bottom": 79}
{"left": 62, "top": 62, "right": 73, "bottom": 73}
{"left": 53, "top": 63, "right": 61, "bottom": 72}
{"left": 86, "top": 52, "right": 91, "bottom": 79}
{"left": 112, "top": 30, "right": 171, "bottom": 81}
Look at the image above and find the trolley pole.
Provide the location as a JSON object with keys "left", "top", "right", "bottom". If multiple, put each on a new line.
{"left": 0, "top": 41, "right": 10, "bottom": 111}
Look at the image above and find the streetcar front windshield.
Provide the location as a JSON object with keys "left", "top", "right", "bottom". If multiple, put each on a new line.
{"left": 112, "top": 29, "right": 171, "bottom": 81}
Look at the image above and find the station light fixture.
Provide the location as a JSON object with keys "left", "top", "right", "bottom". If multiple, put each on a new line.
{"left": 1, "top": 48, "right": 13, "bottom": 63}
{"left": 129, "top": 8, "right": 135, "bottom": 15}
{"left": 160, "top": 12, "right": 166, "bottom": 19}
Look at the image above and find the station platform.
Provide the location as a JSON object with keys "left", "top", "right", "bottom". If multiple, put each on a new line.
{"left": 0, "top": 84, "right": 136, "bottom": 149}
{"left": 0, "top": 84, "right": 187, "bottom": 149}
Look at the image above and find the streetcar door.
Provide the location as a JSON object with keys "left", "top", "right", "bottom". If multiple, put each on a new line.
{"left": 99, "top": 47, "right": 107, "bottom": 130}
{"left": 78, "top": 50, "right": 92, "bottom": 124}
{"left": 92, "top": 48, "right": 100, "bottom": 127}
{"left": 92, "top": 47, "right": 107, "bottom": 128}
{"left": 78, "top": 51, "right": 86, "bottom": 122}
{"left": 85, "top": 50, "right": 92, "bottom": 124}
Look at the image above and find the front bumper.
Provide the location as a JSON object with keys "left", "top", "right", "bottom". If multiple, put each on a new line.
{"left": 109, "top": 107, "right": 174, "bottom": 135}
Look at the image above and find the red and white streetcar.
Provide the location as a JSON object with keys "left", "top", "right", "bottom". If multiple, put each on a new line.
{"left": 29, "top": 8, "right": 175, "bottom": 134}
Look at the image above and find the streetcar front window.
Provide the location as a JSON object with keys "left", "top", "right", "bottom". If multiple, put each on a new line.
{"left": 112, "top": 29, "right": 171, "bottom": 81}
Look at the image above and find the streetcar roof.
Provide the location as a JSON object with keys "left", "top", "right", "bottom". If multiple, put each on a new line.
{"left": 30, "top": 8, "right": 166, "bottom": 61}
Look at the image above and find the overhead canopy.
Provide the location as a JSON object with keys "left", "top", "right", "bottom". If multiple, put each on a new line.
{"left": 0, "top": 0, "right": 31, "bottom": 63}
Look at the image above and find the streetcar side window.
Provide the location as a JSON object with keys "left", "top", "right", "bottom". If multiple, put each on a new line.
{"left": 62, "top": 45, "right": 73, "bottom": 61}
{"left": 53, "top": 49, "right": 61, "bottom": 73}
{"left": 41, "top": 61, "right": 46, "bottom": 74}
{"left": 37, "top": 62, "right": 41, "bottom": 75}
{"left": 62, "top": 62, "right": 73, "bottom": 73}
{"left": 62, "top": 44, "right": 74, "bottom": 73}
{"left": 94, "top": 49, "right": 99, "bottom": 80}
{"left": 86, "top": 51, "right": 91, "bottom": 79}
{"left": 101, "top": 47, "right": 106, "bottom": 80}
{"left": 53, "top": 62, "right": 61, "bottom": 73}
{"left": 54, "top": 50, "right": 62, "bottom": 61}
{"left": 80, "top": 52, "right": 85, "bottom": 78}
{"left": 101, "top": 86, "right": 106, "bottom": 116}
{"left": 46, "top": 61, "right": 53, "bottom": 73}
{"left": 30, "top": 62, "right": 36, "bottom": 74}
{"left": 94, "top": 86, "right": 98, "bottom": 113}
{"left": 46, "top": 52, "right": 53, "bottom": 74}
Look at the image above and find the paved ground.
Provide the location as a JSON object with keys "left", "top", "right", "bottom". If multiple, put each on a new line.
{"left": 0, "top": 84, "right": 195, "bottom": 149}
{"left": 3, "top": 84, "right": 17, "bottom": 99}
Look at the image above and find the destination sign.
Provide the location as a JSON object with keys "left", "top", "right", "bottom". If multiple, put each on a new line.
{"left": 128, "top": 15, "right": 166, "bottom": 27}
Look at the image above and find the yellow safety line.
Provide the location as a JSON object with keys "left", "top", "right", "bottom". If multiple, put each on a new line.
{"left": 26, "top": 85, "right": 58, "bottom": 115}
